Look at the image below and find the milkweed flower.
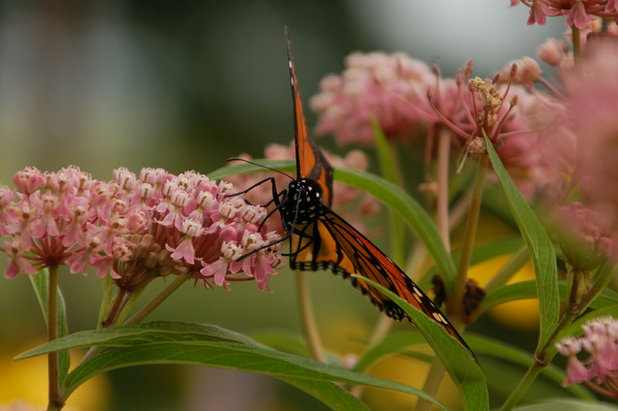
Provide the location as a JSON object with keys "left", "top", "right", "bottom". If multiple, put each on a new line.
{"left": 556, "top": 316, "right": 618, "bottom": 399}
{"left": 513, "top": 0, "right": 618, "bottom": 29}
{"left": 0, "top": 166, "right": 283, "bottom": 291}
{"left": 549, "top": 203, "right": 613, "bottom": 270}
{"left": 533, "top": 39, "right": 618, "bottom": 259}
{"left": 426, "top": 62, "right": 546, "bottom": 198}
{"left": 310, "top": 52, "right": 434, "bottom": 145}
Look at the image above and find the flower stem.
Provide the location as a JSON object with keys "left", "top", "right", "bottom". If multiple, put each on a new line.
{"left": 414, "top": 358, "right": 446, "bottom": 411}
{"left": 96, "top": 275, "right": 114, "bottom": 330}
{"left": 448, "top": 155, "right": 488, "bottom": 319}
{"left": 102, "top": 288, "right": 129, "bottom": 327}
{"left": 295, "top": 271, "right": 325, "bottom": 362}
{"left": 499, "top": 267, "right": 587, "bottom": 410}
{"left": 124, "top": 275, "right": 189, "bottom": 325}
{"left": 47, "top": 264, "right": 62, "bottom": 411}
{"left": 436, "top": 129, "right": 452, "bottom": 252}
{"left": 571, "top": 26, "right": 581, "bottom": 62}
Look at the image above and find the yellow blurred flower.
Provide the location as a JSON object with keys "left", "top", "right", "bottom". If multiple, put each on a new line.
{"left": 363, "top": 346, "right": 461, "bottom": 411}
{"left": 0, "top": 343, "right": 109, "bottom": 411}
{"left": 468, "top": 255, "right": 539, "bottom": 331}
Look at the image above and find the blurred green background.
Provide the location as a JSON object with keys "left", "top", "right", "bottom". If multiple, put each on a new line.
{"left": 0, "top": 1, "right": 564, "bottom": 410}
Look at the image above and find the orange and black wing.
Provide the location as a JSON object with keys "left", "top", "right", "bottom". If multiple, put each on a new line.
{"left": 285, "top": 29, "right": 333, "bottom": 206}
{"left": 289, "top": 204, "right": 470, "bottom": 352}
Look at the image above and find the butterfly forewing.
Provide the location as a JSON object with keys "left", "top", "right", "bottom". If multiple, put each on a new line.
{"left": 280, "top": 30, "right": 471, "bottom": 354}
{"left": 285, "top": 30, "right": 333, "bottom": 206}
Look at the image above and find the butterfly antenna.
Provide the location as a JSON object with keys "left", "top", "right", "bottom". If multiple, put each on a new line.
{"left": 226, "top": 157, "right": 295, "bottom": 181}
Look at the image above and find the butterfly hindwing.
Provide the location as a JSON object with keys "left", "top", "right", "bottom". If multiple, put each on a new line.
{"left": 289, "top": 202, "right": 469, "bottom": 349}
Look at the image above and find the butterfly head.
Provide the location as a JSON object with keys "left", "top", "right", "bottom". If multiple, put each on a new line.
{"left": 282, "top": 178, "right": 324, "bottom": 225}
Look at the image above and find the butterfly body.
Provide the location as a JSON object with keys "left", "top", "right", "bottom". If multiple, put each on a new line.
{"left": 245, "top": 29, "right": 472, "bottom": 353}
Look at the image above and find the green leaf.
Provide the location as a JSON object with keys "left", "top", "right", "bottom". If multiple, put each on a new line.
{"left": 28, "top": 269, "right": 70, "bottom": 386}
{"left": 372, "top": 120, "right": 407, "bottom": 266}
{"left": 17, "top": 321, "right": 447, "bottom": 411}
{"left": 481, "top": 281, "right": 618, "bottom": 312}
{"left": 514, "top": 399, "right": 618, "bottom": 410}
{"left": 353, "top": 276, "right": 489, "bottom": 411}
{"left": 354, "top": 332, "right": 432, "bottom": 373}
{"left": 485, "top": 137, "right": 559, "bottom": 350}
{"left": 335, "top": 167, "right": 457, "bottom": 287}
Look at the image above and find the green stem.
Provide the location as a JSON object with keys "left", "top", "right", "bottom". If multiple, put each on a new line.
{"left": 96, "top": 275, "right": 114, "bottom": 330}
{"left": 484, "top": 245, "right": 529, "bottom": 293}
{"left": 102, "top": 288, "right": 129, "bottom": 327}
{"left": 47, "top": 265, "right": 62, "bottom": 411}
{"left": 295, "top": 271, "right": 326, "bottom": 362}
{"left": 571, "top": 26, "right": 581, "bottom": 62}
{"left": 499, "top": 309, "right": 578, "bottom": 410}
{"left": 124, "top": 275, "right": 189, "bottom": 325}
{"left": 436, "top": 129, "right": 451, "bottom": 253}
{"left": 500, "top": 267, "right": 586, "bottom": 410}
{"left": 448, "top": 155, "right": 488, "bottom": 317}
{"left": 116, "top": 289, "right": 144, "bottom": 325}
{"left": 414, "top": 358, "right": 446, "bottom": 411}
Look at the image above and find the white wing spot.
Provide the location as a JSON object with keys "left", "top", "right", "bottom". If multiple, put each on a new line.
{"left": 432, "top": 312, "right": 447, "bottom": 324}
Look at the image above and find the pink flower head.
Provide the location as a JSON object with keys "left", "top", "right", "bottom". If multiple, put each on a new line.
{"left": 0, "top": 166, "right": 283, "bottom": 292}
{"left": 550, "top": 203, "right": 614, "bottom": 268}
{"left": 310, "top": 51, "right": 434, "bottom": 145}
{"left": 426, "top": 62, "right": 546, "bottom": 197}
{"left": 557, "top": 316, "right": 618, "bottom": 397}
{"left": 553, "top": 40, "right": 618, "bottom": 248}
{"left": 516, "top": 0, "right": 616, "bottom": 29}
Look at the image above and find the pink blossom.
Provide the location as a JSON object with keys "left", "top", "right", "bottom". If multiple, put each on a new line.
{"left": 310, "top": 51, "right": 433, "bottom": 145}
{"left": 549, "top": 203, "right": 613, "bottom": 269}
{"left": 0, "top": 166, "right": 283, "bottom": 292}
{"left": 426, "top": 63, "right": 546, "bottom": 198}
{"left": 515, "top": 0, "right": 617, "bottom": 28}
{"left": 557, "top": 316, "right": 618, "bottom": 397}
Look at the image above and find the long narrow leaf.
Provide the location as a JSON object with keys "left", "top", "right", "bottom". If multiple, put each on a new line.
{"left": 354, "top": 276, "right": 489, "bottom": 411}
{"left": 485, "top": 137, "right": 559, "bottom": 350}
{"left": 482, "top": 281, "right": 618, "bottom": 312}
{"left": 17, "top": 321, "right": 446, "bottom": 410}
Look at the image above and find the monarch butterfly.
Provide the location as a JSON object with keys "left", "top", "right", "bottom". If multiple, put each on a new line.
{"left": 235, "top": 29, "right": 470, "bottom": 353}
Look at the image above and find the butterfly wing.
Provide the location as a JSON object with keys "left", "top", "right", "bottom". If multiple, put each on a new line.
{"left": 289, "top": 204, "right": 470, "bottom": 351}
{"left": 285, "top": 29, "right": 333, "bottom": 206}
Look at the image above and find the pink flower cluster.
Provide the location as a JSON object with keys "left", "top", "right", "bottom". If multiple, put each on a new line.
{"left": 556, "top": 316, "right": 618, "bottom": 399}
{"left": 0, "top": 166, "right": 283, "bottom": 290}
{"left": 514, "top": 0, "right": 618, "bottom": 29}
{"left": 227, "top": 142, "right": 380, "bottom": 234}
{"left": 550, "top": 203, "right": 613, "bottom": 270}
{"left": 310, "top": 52, "right": 434, "bottom": 145}
{"left": 309, "top": 51, "right": 546, "bottom": 198}
{"left": 534, "top": 39, "right": 618, "bottom": 260}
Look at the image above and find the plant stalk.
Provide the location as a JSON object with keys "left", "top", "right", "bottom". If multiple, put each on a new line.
{"left": 448, "top": 155, "right": 488, "bottom": 318}
{"left": 436, "top": 129, "right": 451, "bottom": 252}
{"left": 295, "top": 270, "right": 326, "bottom": 362}
{"left": 414, "top": 357, "right": 446, "bottom": 411}
{"left": 124, "top": 275, "right": 189, "bottom": 325}
{"left": 47, "top": 264, "right": 62, "bottom": 411}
